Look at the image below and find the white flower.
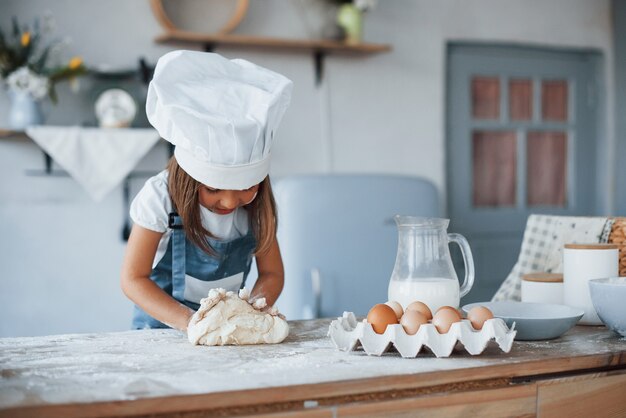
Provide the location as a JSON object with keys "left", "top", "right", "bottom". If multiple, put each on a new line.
{"left": 6, "top": 67, "right": 50, "bottom": 100}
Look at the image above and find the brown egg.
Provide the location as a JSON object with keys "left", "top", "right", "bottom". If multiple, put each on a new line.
{"left": 436, "top": 305, "right": 462, "bottom": 316}
{"left": 405, "top": 301, "right": 433, "bottom": 320}
{"left": 385, "top": 301, "right": 404, "bottom": 320}
{"left": 399, "top": 310, "right": 428, "bottom": 335}
{"left": 367, "top": 304, "right": 399, "bottom": 334}
{"left": 467, "top": 306, "right": 494, "bottom": 330}
{"left": 432, "top": 307, "right": 462, "bottom": 334}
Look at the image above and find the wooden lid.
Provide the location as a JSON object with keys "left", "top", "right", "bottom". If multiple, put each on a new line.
{"left": 522, "top": 273, "right": 564, "bottom": 283}
{"left": 564, "top": 243, "right": 619, "bottom": 250}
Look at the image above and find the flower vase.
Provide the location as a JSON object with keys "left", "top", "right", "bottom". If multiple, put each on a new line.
{"left": 8, "top": 89, "right": 44, "bottom": 130}
{"left": 337, "top": 4, "right": 363, "bottom": 45}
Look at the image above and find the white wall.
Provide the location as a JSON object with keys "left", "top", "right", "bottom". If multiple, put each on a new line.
{"left": 0, "top": 0, "right": 613, "bottom": 336}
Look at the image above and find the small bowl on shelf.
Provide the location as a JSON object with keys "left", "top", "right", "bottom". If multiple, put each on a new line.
{"left": 589, "top": 277, "right": 626, "bottom": 337}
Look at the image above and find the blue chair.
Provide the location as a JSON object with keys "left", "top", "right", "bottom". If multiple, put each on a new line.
{"left": 273, "top": 174, "right": 440, "bottom": 319}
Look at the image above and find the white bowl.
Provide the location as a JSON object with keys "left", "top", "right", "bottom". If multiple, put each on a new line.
{"left": 589, "top": 277, "right": 626, "bottom": 337}
{"left": 462, "top": 301, "right": 584, "bottom": 341}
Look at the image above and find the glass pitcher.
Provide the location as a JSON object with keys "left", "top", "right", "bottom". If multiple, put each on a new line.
{"left": 388, "top": 216, "right": 475, "bottom": 313}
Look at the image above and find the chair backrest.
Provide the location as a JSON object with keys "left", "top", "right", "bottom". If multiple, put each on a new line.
{"left": 273, "top": 174, "right": 439, "bottom": 319}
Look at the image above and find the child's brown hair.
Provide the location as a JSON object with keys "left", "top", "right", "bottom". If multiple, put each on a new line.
{"left": 167, "top": 156, "right": 277, "bottom": 257}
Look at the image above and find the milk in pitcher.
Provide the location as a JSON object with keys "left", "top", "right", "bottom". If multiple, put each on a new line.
{"left": 388, "top": 277, "right": 460, "bottom": 314}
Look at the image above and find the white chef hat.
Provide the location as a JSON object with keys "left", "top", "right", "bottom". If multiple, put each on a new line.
{"left": 146, "top": 50, "right": 293, "bottom": 190}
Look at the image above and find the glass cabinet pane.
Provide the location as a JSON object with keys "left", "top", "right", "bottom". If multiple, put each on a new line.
{"left": 527, "top": 131, "right": 567, "bottom": 206}
{"left": 472, "top": 77, "right": 500, "bottom": 119}
{"left": 542, "top": 80, "right": 568, "bottom": 121}
{"left": 509, "top": 79, "right": 532, "bottom": 120}
{"left": 472, "top": 131, "right": 517, "bottom": 207}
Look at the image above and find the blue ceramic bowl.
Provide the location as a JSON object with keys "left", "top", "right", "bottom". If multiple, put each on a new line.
{"left": 589, "top": 277, "right": 626, "bottom": 337}
{"left": 462, "top": 301, "right": 584, "bottom": 341}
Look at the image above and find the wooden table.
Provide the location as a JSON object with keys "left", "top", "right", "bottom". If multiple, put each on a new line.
{"left": 1, "top": 320, "right": 625, "bottom": 418}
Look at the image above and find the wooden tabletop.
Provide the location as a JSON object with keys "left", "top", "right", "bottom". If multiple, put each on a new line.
{"left": 1, "top": 320, "right": 625, "bottom": 417}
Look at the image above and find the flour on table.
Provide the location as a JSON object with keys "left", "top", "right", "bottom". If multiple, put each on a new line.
{"left": 187, "top": 288, "right": 289, "bottom": 346}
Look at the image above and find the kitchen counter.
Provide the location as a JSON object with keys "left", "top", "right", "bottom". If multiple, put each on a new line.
{"left": 1, "top": 319, "right": 625, "bottom": 417}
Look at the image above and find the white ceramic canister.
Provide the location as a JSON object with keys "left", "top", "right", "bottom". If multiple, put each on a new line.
{"left": 563, "top": 244, "right": 619, "bottom": 325}
{"left": 521, "top": 273, "right": 563, "bottom": 304}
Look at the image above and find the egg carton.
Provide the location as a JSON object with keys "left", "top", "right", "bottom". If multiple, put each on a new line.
{"left": 328, "top": 312, "right": 516, "bottom": 358}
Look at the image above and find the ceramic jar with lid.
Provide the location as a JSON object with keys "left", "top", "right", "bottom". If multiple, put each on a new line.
{"left": 563, "top": 243, "right": 619, "bottom": 325}
{"left": 521, "top": 273, "right": 563, "bottom": 304}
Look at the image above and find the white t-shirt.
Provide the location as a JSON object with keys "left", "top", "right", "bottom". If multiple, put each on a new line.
{"left": 130, "top": 170, "right": 250, "bottom": 268}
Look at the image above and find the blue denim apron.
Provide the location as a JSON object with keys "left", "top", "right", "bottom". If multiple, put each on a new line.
{"left": 132, "top": 212, "right": 257, "bottom": 329}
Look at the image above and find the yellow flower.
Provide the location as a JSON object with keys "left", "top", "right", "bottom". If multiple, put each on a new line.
{"left": 68, "top": 56, "right": 82, "bottom": 70}
{"left": 21, "top": 31, "right": 31, "bottom": 47}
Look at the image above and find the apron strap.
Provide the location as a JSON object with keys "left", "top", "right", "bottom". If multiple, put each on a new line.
{"left": 168, "top": 212, "right": 186, "bottom": 301}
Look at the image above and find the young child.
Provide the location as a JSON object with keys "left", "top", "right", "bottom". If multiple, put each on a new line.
{"left": 120, "top": 50, "right": 293, "bottom": 331}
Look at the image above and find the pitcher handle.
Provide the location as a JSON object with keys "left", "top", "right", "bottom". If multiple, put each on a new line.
{"left": 448, "top": 233, "right": 475, "bottom": 298}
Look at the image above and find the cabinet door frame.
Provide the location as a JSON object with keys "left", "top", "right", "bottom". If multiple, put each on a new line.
{"left": 447, "top": 43, "right": 604, "bottom": 233}
{"left": 445, "top": 43, "right": 605, "bottom": 301}
{"left": 615, "top": 0, "right": 626, "bottom": 215}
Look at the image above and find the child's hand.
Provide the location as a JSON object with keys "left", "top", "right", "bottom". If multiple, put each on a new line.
{"left": 265, "top": 306, "right": 286, "bottom": 320}
{"left": 253, "top": 299, "right": 286, "bottom": 320}
{"left": 249, "top": 296, "right": 267, "bottom": 310}
{"left": 241, "top": 288, "right": 285, "bottom": 319}
{"left": 245, "top": 288, "right": 266, "bottom": 308}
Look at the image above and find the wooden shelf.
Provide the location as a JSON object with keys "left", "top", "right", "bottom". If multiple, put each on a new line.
{"left": 0, "top": 129, "right": 27, "bottom": 139}
{"left": 155, "top": 31, "right": 391, "bottom": 55}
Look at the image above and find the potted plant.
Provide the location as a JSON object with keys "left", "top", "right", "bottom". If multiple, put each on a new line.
{"left": 334, "top": 0, "right": 377, "bottom": 45}
{"left": 0, "top": 15, "right": 87, "bottom": 129}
